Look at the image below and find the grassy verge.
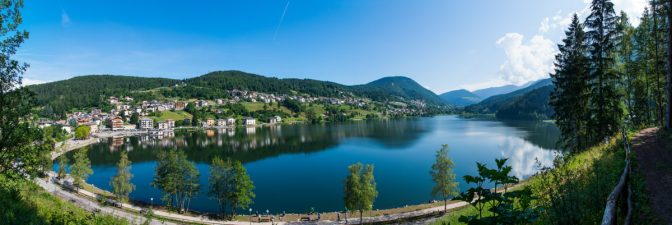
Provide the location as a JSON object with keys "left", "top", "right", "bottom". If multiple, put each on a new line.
{"left": 432, "top": 135, "right": 627, "bottom": 225}
{"left": 0, "top": 174, "right": 127, "bottom": 225}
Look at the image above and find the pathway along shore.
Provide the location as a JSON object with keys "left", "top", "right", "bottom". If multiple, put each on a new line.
{"left": 631, "top": 128, "right": 672, "bottom": 224}
{"left": 46, "top": 131, "right": 474, "bottom": 224}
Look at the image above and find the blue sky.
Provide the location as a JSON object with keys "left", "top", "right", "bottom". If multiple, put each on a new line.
{"left": 18, "top": 0, "right": 646, "bottom": 93}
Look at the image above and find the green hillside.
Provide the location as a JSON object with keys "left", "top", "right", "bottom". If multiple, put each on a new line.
{"left": 495, "top": 85, "right": 554, "bottom": 120}
{"left": 439, "top": 89, "right": 482, "bottom": 107}
{"left": 27, "top": 75, "right": 180, "bottom": 118}
{"left": 465, "top": 78, "right": 552, "bottom": 114}
{"left": 27, "top": 71, "right": 446, "bottom": 118}
{"left": 353, "top": 76, "right": 446, "bottom": 105}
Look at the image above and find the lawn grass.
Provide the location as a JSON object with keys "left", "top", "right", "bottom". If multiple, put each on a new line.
{"left": 151, "top": 110, "right": 192, "bottom": 122}
{"left": 242, "top": 102, "right": 293, "bottom": 114}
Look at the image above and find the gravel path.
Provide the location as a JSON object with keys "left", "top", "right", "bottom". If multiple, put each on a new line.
{"left": 631, "top": 128, "right": 672, "bottom": 225}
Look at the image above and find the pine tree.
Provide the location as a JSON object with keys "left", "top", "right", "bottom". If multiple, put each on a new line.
{"left": 110, "top": 151, "right": 135, "bottom": 203}
{"left": 551, "top": 14, "right": 591, "bottom": 152}
{"left": 584, "top": 0, "right": 624, "bottom": 143}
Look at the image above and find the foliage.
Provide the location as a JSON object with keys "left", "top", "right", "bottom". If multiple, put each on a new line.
{"left": 208, "top": 156, "right": 234, "bottom": 218}
{"left": 430, "top": 144, "right": 460, "bottom": 212}
{"left": 282, "top": 99, "right": 303, "bottom": 114}
{"left": 42, "top": 125, "right": 68, "bottom": 142}
{"left": 550, "top": 14, "right": 592, "bottom": 153}
{"left": 0, "top": 0, "right": 52, "bottom": 178}
{"left": 496, "top": 85, "right": 555, "bottom": 121}
{"left": 57, "top": 155, "right": 67, "bottom": 179}
{"left": 75, "top": 125, "right": 91, "bottom": 140}
{"left": 465, "top": 79, "right": 553, "bottom": 117}
{"left": 454, "top": 158, "right": 539, "bottom": 225}
{"left": 152, "top": 149, "right": 200, "bottom": 213}
{"left": 344, "top": 162, "right": 378, "bottom": 224}
{"left": 0, "top": 174, "right": 127, "bottom": 224}
{"left": 69, "top": 147, "right": 93, "bottom": 188}
{"left": 110, "top": 151, "right": 135, "bottom": 203}
{"left": 129, "top": 112, "right": 139, "bottom": 125}
{"left": 227, "top": 160, "right": 255, "bottom": 217}
{"left": 584, "top": 0, "right": 624, "bottom": 143}
{"left": 529, "top": 137, "right": 625, "bottom": 225}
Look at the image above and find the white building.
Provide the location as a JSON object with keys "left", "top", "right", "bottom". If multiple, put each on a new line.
{"left": 217, "top": 119, "right": 227, "bottom": 127}
{"left": 140, "top": 117, "right": 153, "bottom": 130}
{"left": 157, "top": 121, "right": 169, "bottom": 130}
{"left": 243, "top": 117, "right": 256, "bottom": 126}
{"left": 226, "top": 118, "right": 236, "bottom": 126}
{"left": 269, "top": 116, "right": 282, "bottom": 124}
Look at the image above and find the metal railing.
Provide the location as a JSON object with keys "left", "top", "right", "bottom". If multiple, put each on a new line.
{"left": 600, "top": 130, "right": 633, "bottom": 225}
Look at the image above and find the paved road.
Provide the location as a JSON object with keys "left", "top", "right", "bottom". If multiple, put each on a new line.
{"left": 35, "top": 174, "right": 176, "bottom": 225}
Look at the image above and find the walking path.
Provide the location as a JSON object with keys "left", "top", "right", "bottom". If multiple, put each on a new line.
{"left": 631, "top": 127, "right": 672, "bottom": 224}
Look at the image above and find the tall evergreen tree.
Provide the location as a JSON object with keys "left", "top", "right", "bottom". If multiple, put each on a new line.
{"left": 551, "top": 14, "right": 591, "bottom": 152}
{"left": 584, "top": 0, "right": 624, "bottom": 142}
{"left": 110, "top": 151, "right": 135, "bottom": 203}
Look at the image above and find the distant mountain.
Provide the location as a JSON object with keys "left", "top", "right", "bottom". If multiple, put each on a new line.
{"left": 439, "top": 89, "right": 482, "bottom": 107}
{"left": 495, "top": 85, "right": 554, "bottom": 120}
{"left": 27, "top": 70, "right": 445, "bottom": 118}
{"left": 471, "top": 80, "right": 539, "bottom": 99}
{"left": 465, "top": 78, "right": 553, "bottom": 116}
{"left": 353, "top": 76, "right": 446, "bottom": 105}
{"left": 472, "top": 85, "right": 520, "bottom": 99}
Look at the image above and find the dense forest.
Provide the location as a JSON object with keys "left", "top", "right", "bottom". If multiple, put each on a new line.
{"left": 27, "top": 70, "right": 448, "bottom": 118}
{"left": 464, "top": 79, "right": 553, "bottom": 116}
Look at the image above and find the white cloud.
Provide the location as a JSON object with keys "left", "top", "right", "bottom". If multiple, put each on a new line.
{"left": 539, "top": 17, "right": 550, "bottom": 33}
{"left": 21, "top": 77, "right": 47, "bottom": 86}
{"left": 611, "top": 0, "right": 647, "bottom": 26}
{"left": 61, "top": 10, "right": 71, "bottom": 27}
{"left": 460, "top": 78, "right": 510, "bottom": 92}
{"left": 495, "top": 33, "right": 557, "bottom": 85}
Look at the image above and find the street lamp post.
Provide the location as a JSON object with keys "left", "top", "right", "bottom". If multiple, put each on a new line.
{"left": 249, "top": 208, "right": 253, "bottom": 225}
{"left": 150, "top": 197, "right": 153, "bottom": 209}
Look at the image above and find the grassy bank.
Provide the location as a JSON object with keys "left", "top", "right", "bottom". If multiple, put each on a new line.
{"left": 433, "top": 135, "right": 627, "bottom": 225}
{"left": 0, "top": 175, "right": 127, "bottom": 225}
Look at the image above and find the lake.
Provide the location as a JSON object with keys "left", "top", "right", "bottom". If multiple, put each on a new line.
{"left": 53, "top": 115, "right": 560, "bottom": 214}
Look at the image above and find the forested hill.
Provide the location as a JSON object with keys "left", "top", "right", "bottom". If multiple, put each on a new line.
{"left": 464, "top": 78, "right": 553, "bottom": 119}
{"left": 352, "top": 76, "right": 446, "bottom": 105}
{"left": 27, "top": 70, "right": 446, "bottom": 118}
{"left": 28, "top": 75, "right": 181, "bottom": 117}
{"left": 439, "top": 89, "right": 482, "bottom": 107}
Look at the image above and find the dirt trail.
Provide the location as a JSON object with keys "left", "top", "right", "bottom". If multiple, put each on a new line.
{"left": 631, "top": 128, "right": 672, "bottom": 225}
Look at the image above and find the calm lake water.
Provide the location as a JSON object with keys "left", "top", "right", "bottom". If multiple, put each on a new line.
{"left": 54, "top": 115, "right": 560, "bottom": 214}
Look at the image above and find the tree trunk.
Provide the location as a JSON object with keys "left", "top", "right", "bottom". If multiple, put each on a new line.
{"left": 359, "top": 209, "right": 363, "bottom": 224}
{"left": 444, "top": 198, "right": 447, "bottom": 213}
{"left": 667, "top": 0, "right": 672, "bottom": 130}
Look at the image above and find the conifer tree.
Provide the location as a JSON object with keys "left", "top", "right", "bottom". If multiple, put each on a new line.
{"left": 551, "top": 14, "right": 591, "bottom": 152}
{"left": 584, "top": 0, "right": 624, "bottom": 142}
